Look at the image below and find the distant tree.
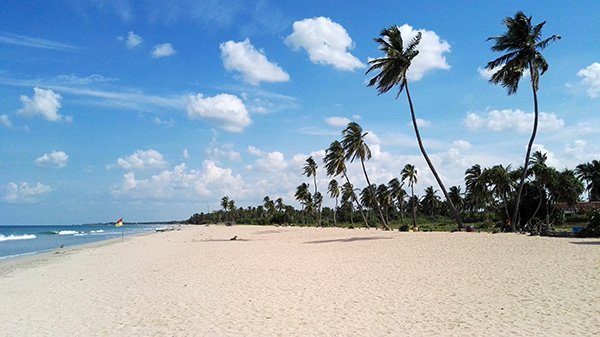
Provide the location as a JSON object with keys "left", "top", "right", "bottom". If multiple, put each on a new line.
{"left": 448, "top": 186, "right": 464, "bottom": 214}
{"left": 367, "top": 25, "right": 463, "bottom": 230}
{"left": 328, "top": 179, "right": 340, "bottom": 227}
{"left": 324, "top": 140, "right": 369, "bottom": 228}
{"left": 295, "top": 183, "right": 313, "bottom": 224}
{"left": 303, "top": 156, "right": 321, "bottom": 226}
{"left": 401, "top": 164, "right": 418, "bottom": 228}
{"left": 421, "top": 186, "right": 441, "bottom": 218}
{"left": 487, "top": 11, "right": 560, "bottom": 230}
{"left": 388, "top": 177, "right": 407, "bottom": 226}
{"left": 576, "top": 160, "right": 600, "bottom": 201}
{"left": 342, "top": 122, "right": 389, "bottom": 229}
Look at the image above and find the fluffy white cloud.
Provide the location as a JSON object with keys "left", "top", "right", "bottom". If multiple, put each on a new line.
{"left": 3, "top": 182, "right": 52, "bottom": 203}
{"left": 325, "top": 116, "right": 351, "bottom": 127}
{"left": 220, "top": 39, "right": 290, "bottom": 85}
{"left": 414, "top": 118, "right": 431, "bottom": 127}
{"left": 120, "top": 31, "right": 142, "bottom": 49}
{"left": 452, "top": 140, "right": 472, "bottom": 151}
{"left": 186, "top": 93, "right": 251, "bottom": 132}
{"left": 0, "top": 114, "right": 11, "bottom": 128}
{"left": 247, "top": 146, "right": 288, "bottom": 171}
{"left": 35, "top": 151, "right": 69, "bottom": 168}
{"left": 115, "top": 149, "right": 167, "bottom": 170}
{"left": 151, "top": 43, "right": 175, "bottom": 58}
{"left": 18, "top": 87, "right": 71, "bottom": 122}
{"left": 182, "top": 149, "right": 190, "bottom": 160}
{"left": 206, "top": 137, "right": 241, "bottom": 162}
{"left": 285, "top": 16, "right": 364, "bottom": 71}
{"left": 112, "top": 161, "right": 247, "bottom": 200}
{"left": 577, "top": 62, "right": 600, "bottom": 98}
{"left": 463, "top": 109, "right": 564, "bottom": 132}
{"left": 396, "top": 24, "right": 451, "bottom": 81}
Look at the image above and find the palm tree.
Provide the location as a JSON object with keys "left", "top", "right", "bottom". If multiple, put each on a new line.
{"left": 376, "top": 184, "right": 392, "bottom": 224}
{"left": 487, "top": 11, "right": 560, "bottom": 231}
{"left": 388, "top": 177, "right": 407, "bottom": 227}
{"left": 328, "top": 179, "right": 340, "bottom": 227}
{"left": 482, "top": 165, "right": 515, "bottom": 223}
{"left": 401, "top": 164, "right": 418, "bottom": 229}
{"left": 341, "top": 181, "right": 356, "bottom": 225}
{"left": 465, "top": 164, "right": 490, "bottom": 212}
{"left": 324, "top": 140, "right": 370, "bottom": 228}
{"left": 575, "top": 160, "right": 600, "bottom": 201}
{"left": 421, "top": 186, "right": 440, "bottom": 218}
{"left": 367, "top": 26, "right": 464, "bottom": 230}
{"left": 295, "top": 183, "right": 313, "bottom": 224}
{"left": 263, "top": 196, "right": 275, "bottom": 217}
{"left": 275, "top": 197, "right": 285, "bottom": 213}
{"left": 341, "top": 122, "right": 389, "bottom": 230}
{"left": 303, "top": 156, "right": 321, "bottom": 226}
{"left": 448, "top": 186, "right": 464, "bottom": 214}
{"left": 227, "top": 199, "right": 236, "bottom": 223}
{"left": 221, "top": 195, "right": 230, "bottom": 222}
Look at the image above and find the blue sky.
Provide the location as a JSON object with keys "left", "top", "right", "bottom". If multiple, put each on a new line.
{"left": 1, "top": 1, "right": 599, "bottom": 224}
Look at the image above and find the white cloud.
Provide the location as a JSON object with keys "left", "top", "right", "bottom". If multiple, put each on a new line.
{"left": 35, "top": 151, "right": 69, "bottom": 168}
{"left": 115, "top": 149, "right": 168, "bottom": 170}
{"left": 397, "top": 24, "right": 451, "bottom": 81}
{"left": 120, "top": 31, "right": 143, "bottom": 49}
{"left": 152, "top": 116, "right": 175, "bottom": 127}
{"left": 413, "top": 118, "right": 431, "bottom": 128}
{"left": 577, "top": 62, "right": 600, "bottom": 98}
{"left": 112, "top": 161, "right": 247, "bottom": 200}
{"left": 206, "top": 137, "right": 241, "bottom": 162}
{"left": 0, "top": 114, "right": 12, "bottom": 128}
{"left": 18, "top": 87, "right": 71, "bottom": 122}
{"left": 186, "top": 93, "right": 251, "bottom": 132}
{"left": 151, "top": 43, "right": 175, "bottom": 58}
{"left": 182, "top": 149, "right": 190, "bottom": 160}
{"left": 3, "top": 182, "right": 52, "bottom": 204}
{"left": 0, "top": 32, "right": 78, "bottom": 51}
{"left": 452, "top": 140, "right": 472, "bottom": 151}
{"left": 285, "top": 16, "right": 365, "bottom": 71}
{"left": 247, "top": 146, "right": 288, "bottom": 172}
{"left": 325, "top": 116, "right": 351, "bottom": 127}
{"left": 464, "top": 109, "right": 564, "bottom": 132}
{"left": 220, "top": 39, "right": 289, "bottom": 85}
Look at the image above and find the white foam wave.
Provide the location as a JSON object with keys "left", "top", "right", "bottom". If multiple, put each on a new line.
{"left": 57, "top": 230, "right": 80, "bottom": 236}
{"left": 91, "top": 230, "right": 104, "bottom": 233}
{"left": 0, "top": 234, "right": 37, "bottom": 242}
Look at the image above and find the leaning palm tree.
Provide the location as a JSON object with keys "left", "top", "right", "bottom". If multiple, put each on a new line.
{"left": 341, "top": 122, "right": 389, "bottom": 230}
{"left": 367, "top": 26, "right": 463, "bottom": 230}
{"left": 401, "top": 164, "right": 418, "bottom": 229}
{"left": 328, "top": 179, "right": 340, "bottom": 227}
{"left": 324, "top": 140, "right": 370, "bottom": 228}
{"left": 388, "top": 177, "right": 406, "bottom": 227}
{"left": 303, "top": 156, "right": 321, "bottom": 226}
{"left": 486, "top": 11, "right": 560, "bottom": 231}
{"left": 295, "top": 183, "right": 312, "bottom": 224}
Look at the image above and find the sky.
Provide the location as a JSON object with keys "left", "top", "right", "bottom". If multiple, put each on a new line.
{"left": 1, "top": 1, "right": 599, "bottom": 224}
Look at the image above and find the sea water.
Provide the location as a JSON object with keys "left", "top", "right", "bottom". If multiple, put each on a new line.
{"left": 0, "top": 224, "right": 157, "bottom": 260}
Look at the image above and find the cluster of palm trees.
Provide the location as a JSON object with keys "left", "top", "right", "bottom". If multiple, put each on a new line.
{"left": 187, "top": 12, "right": 599, "bottom": 233}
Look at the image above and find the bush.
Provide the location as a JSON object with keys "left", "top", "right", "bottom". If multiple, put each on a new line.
{"left": 578, "top": 209, "right": 600, "bottom": 238}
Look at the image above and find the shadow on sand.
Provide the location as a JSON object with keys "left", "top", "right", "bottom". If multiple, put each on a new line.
{"left": 303, "top": 236, "right": 393, "bottom": 244}
{"left": 569, "top": 241, "right": 600, "bottom": 245}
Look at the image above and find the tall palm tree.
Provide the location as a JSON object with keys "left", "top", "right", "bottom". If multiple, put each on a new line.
{"left": 275, "top": 197, "right": 285, "bottom": 213}
{"left": 341, "top": 181, "right": 356, "bottom": 226}
{"left": 341, "top": 122, "right": 389, "bottom": 230}
{"left": 324, "top": 140, "right": 370, "bottom": 228}
{"left": 303, "top": 156, "right": 321, "bottom": 226}
{"left": 367, "top": 26, "right": 464, "bottom": 230}
{"left": 221, "top": 195, "right": 230, "bottom": 222}
{"left": 388, "top": 177, "right": 406, "bottom": 227}
{"left": 227, "top": 199, "right": 236, "bottom": 223}
{"left": 482, "top": 165, "right": 515, "bottom": 222}
{"left": 376, "top": 184, "right": 392, "bottom": 224}
{"left": 401, "top": 164, "right": 418, "bottom": 229}
{"left": 487, "top": 11, "right": 560, "bottom": 231}
{"left": 421, "top": 186, "right": 440, "bottom": 218}
{"left": 575, "top": 160, "right": 600, "bottom": 201}
{"left": 328, "top": 179, "right": 340, "bottom": 227}
{"left": 448, "top": 186, "right": 464, "bottom": 214}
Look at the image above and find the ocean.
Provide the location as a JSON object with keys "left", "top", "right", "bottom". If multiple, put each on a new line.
{"left": 0, "top": 224, "right": 159, "bottom": 260}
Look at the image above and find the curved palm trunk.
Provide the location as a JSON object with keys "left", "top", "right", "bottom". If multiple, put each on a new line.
{"left": 360, "top": 159, "right": 390, "bottom": 230}
{"left": 512, "top": 63, "right": 539, "bottom": 232}
{"left": 404, "top": 81, "right": 464, "bottom": 230}
{"left": 343, "top": 170, "right": 370, "bottom": 228}
{"left": 333, "top": 196, "right": 338, "bottom": 227}
{"left": 399, "top": 198, "right": 405, "bottom": 227}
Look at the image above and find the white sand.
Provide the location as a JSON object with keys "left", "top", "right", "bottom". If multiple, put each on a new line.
{"left": 1, "top": 225, "right": 599, "bottom": 336}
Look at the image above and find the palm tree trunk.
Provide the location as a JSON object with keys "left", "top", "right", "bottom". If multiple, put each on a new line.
{"left": 360, "top": 159, "right": 390, "bottom": 230}
{"left": 404, "top": 81, "right": 464, "bottom": 230}
{"left": 313, "top": 175, "right": 321, "bottom": 227}
{"left": 333, "top": 196, "right": 338, "bottom": 227}
{"left": 400, "top": 198, "right": 405, "bottom": 227}
{"left": 512, "top": 63, "right": 539, "bottom": 232}
{"left": 411, "top": 186, "right": 417, "bottom": 228}
{"left": 343, "top": 170, "right": 370, "bottom": 228}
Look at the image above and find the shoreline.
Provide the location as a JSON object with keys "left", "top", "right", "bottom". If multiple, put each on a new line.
{"left": 1, "top": 225, "right": 598, "bottom": 336}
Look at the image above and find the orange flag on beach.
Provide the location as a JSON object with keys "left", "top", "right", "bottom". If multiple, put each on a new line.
{"left": 116, "top": 218, "right": 123, "bottom": 227}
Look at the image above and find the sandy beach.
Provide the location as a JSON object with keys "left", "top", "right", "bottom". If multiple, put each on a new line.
{"left": 1, "top": 225, "right": 599, "bottom": 336}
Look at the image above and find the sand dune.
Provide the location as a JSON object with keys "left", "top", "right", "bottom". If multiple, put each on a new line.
{"left": 1, "top": 225, "right": 599, "bottom": 336}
